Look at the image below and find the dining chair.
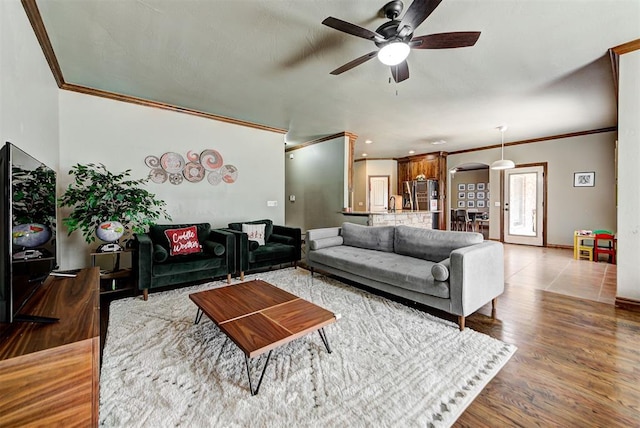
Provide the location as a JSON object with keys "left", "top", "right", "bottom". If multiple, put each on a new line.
{"left": 594, "top": 232, "right": 616, "bottom": 264}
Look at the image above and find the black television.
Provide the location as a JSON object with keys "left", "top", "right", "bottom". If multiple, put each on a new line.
{"left": 0, "top": 142, "right": 57, "bottom": 324}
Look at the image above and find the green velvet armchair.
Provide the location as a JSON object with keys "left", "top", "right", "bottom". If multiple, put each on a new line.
{"left": 134, "top": 223, "right": 235, "bottom": 300}
{"left": 226, "top": 219, "right": 301, "bottom": 280}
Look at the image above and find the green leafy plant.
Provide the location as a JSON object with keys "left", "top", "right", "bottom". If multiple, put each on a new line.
{"left": 59, "top": 163, "right": 171, "bottom": 243}
{"left": 12, "top": 164, "right": 56, "bottom": 230}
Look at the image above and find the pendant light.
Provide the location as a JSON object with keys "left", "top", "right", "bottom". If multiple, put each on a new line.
{"left": 491, "top": 125, "right": 515, "bottom": 170}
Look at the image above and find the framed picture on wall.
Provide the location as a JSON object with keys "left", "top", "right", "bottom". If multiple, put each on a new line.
{"left": 477, "top": 200, "right": 485, "bottom": 208}
{"left": 467, "top": 201, "right": 475, "bottom": 208}
{"left": 458, "top": 192, "right": 465, "bottom": 199}
{"left": 458, "top": 201, "right": 465, "bottom": 208}
{"left": 477, "top": 191, "right": 485, "bottom": 199}
{"left": 468, "top": 183, "right": 476, "bottom": 191}
{"left": 458, "top": 184, "right": 466, "bottom": 191}
{"left": 477, "top": 183, "right": 485, "bottom": 191}
{"left": 574, "top": 171, "right": 595, "bottom": 187}
{"left": 467, "top": 192, "right": 475, "bottom": 199}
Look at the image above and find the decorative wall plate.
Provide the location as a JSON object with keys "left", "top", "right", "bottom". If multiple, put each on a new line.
{"left": 186, "top": 150, "right": 200, "bottom": 162}
{"left": 200, "top": 149, "right": 223, "bottom": 171}
{"left": 145, "top": 155, "right": 160, "bottom": 168}
{"left": 145, "top": 149, "right": 236, "bottom": 186}
{"left": 220, "top": 165, "right": 238, "bottom": 183}
{"left": 149, "top": 168, "right": 168, "bottom": 183}
{"left": 168, "top": 173, "right": 184, "bottom": 185}
{"left": 160, "top": 152, "right": 186, "bottom": 174}
{"left": 183, "top": 162, "right": 205, "bottom": 182}
{"left": 207, "top": 170, "right": 222, "bottom": 185}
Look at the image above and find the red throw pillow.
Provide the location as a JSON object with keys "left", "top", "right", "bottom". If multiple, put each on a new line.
{"left": 164, "top": 226, "right": 202, "bottom": 256}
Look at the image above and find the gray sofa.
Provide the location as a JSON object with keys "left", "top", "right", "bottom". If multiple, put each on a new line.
{"left": 306, "top": 222, "right": 504, "bottom": 330}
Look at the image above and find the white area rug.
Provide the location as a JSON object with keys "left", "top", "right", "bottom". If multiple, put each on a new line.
{"left": 100, "top": 268, "right": 516, "bottom": 427}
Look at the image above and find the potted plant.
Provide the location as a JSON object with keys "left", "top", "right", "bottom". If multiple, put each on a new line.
{"left": 59, "top": 163, "right": 171, "bottom": 244}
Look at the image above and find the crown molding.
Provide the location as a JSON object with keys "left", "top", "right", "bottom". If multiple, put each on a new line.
{"left": 448, "top": 127, "right": 617, "bottom": 156}
{"left": 61, "top": 83, "right": 287, "bottom": 134}
{"left": 21, "top": 0, "right": 64, "bottom": 88}
{"left": 285, "top": 132, "right": 358, "bottom": 152}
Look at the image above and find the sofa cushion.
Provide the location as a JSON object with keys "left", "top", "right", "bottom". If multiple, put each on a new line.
{"left": 164, "top": 225, "right": 202, "bottom": 256}
{"left": 309, "top": 246, "right": 449, "bottom": 299}
{"left": 242, "top": 223, "right": 266, "bottom": 246}
{"left": 341, "top": 222, "right": 395, "bottom": 253}
{"left": 152, "top": 253, "right": 223, "bottom": 277}
{"left": 149, "top": 223, "right": 211, "bottom": 253}
{"left": 431, "top": 258, "right": 450, "bottom": 281}
{"left": 250, "top": 242, "right": 295, "bottom": 264}
{"left": 270, "top": 233, "right": 296, "bottom": 246}
{"left": 394, "top": 225, "right": 483, "bottom": 262}
{"left": 153, "top": 244, "right": 169, "bottom": 263}
{"left": 309, "top": 236, "right": 343, "bottom": 250}
{"left": 202, "top": 240, "right": 225, "bottom": 256}
{"left": 229, "top": 219, "right": 273, "bottom": 242}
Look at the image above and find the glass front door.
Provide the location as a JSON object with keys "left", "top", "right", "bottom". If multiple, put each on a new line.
{"left": 504, "top": 166, "right": 544, "bottom": 246}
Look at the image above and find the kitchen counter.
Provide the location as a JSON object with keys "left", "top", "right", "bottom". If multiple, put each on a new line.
{"left": 342, "top": 210, "right": 441, "bottom": 229}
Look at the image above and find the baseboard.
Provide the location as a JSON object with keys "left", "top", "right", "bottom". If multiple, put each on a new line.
{"left": 615, "top": 297, "right": 640, "bottom": 312}
{"left": 546, "top": 244, "right": 573, "bottom": 250}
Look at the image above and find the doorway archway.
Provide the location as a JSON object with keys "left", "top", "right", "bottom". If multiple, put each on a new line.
{"left": 448, "top": 163, "right": 490, "bottom": 238}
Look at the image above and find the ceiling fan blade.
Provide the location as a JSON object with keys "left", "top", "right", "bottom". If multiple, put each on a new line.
{"left": 398, "top": 0, "right": 443, "bottom": 34}
{"left": 322, "top": 17, "right": 383, "bottom": 42}
{"left": 330, "top": 51, "right": 378, "bottom": 75}
{"left": 391, "top": 61, "right": 409, "bottom": 83}
{"left": 410, "top": 32, "right": 481, "bottom": 49}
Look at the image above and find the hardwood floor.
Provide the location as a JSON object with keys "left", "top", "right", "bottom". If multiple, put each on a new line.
{"left": 101, "top": 244, "right": 638, "bottom": 426}
{"left": 455, "top": 244, "right": 639, "bottom": 427}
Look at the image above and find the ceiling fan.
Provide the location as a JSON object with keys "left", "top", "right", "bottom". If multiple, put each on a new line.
{"left": 322, "top": 0, "right": 480, "bottom": 83}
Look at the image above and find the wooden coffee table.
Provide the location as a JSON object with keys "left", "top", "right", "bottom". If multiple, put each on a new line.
{"left": 189, "top": 279, "right": 337, "bottom": 395}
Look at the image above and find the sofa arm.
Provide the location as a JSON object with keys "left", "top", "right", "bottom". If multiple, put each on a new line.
{"left": 134, "top": 233, "right": 153, "bottom": 291}
{"left": 306, "top": 227, "right": 342, "bottom": 264}
{"left": 307, "top": 227, "right": 341, "bottom": 241}
{"left": 272, "top": 225, "right": 302, "bottom": 261}
{"left": 448, "top": 241, "right": 504, "bottom": 317}
{"left": 209, "top": 229, "right": 236, "bottom": 274}
{"left": 224, "top": 228, "right": 249, "bottom": 272}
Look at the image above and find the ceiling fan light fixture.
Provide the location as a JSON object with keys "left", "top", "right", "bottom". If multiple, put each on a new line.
{"left": 377, "top": 42, "right": 410, "bottom": 66}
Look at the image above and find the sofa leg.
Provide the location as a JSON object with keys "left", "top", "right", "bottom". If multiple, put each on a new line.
{"left": 294, "top": 260, "right": 297, "bottom": 269}
{"left": 310, "top": 267, "right": 314, "bottom": 277}
{"left": 458, "top": 316, "right": 465, "bottom": 331}
{"left": 240, "top": 271, "right": 245, "bottom": 281}
{"left": 227, "top": 273, "right": 231, "bottom": 284}
{"left": 143, "top": 288, "right": 149, "bottom": 301}
{"left": 491, "top": 298, "right": 497, "bottom": 319}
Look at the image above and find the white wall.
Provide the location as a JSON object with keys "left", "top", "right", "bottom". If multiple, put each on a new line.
{"left": 0, "top": 0, "right": 59, "bottom": 168}
{"left": 352, "top": 159, "right": 398, "bottom": 211}
{"left": 448, "top": 131, "right": 617, "bottom": 246}
{"left": 617, "top": 48, "right": 640, "bottom": 301}
{"left": 58, "top": 91, "right": 284, "bottom": 269}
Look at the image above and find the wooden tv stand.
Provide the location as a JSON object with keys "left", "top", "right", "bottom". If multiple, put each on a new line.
{"left": 0, "top": 267, "right": 100, "bottom": 427}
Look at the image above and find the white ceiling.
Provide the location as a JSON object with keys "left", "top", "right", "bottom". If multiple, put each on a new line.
{"left": 36, "top": 0, "right": 639, "bottom": 158}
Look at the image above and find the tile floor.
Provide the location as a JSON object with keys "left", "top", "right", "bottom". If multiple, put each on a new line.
{"left": 503, "top": 244, "right": 617, "bottom": 304}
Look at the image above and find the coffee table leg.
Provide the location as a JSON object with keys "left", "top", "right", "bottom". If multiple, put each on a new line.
{"left": 245, "top": 350, "right": 273, "bottom": 396}
{"left": 318, "top": 328, "right": 332, "bottom": 354}
{"left": 194, "top": 308, "right": 204, "bottom": 325}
